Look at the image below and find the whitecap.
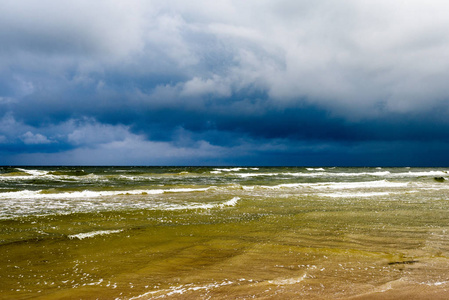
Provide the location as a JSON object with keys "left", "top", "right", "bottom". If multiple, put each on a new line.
{"left": 214, "top": 168, "right": 246, "bottom": 172}
{"left": 306, "top": 168, "right": 325, "bottom": 171}
{"left": 236, "top": 173, "right": 279, "bottom": 178}
{"left": 219, "top": 197, "right": 240, "bottom": 207}
{"left": 16, "top": 168, "right": 49, "bottom": 176}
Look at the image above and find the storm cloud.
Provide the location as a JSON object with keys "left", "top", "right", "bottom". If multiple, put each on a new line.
{"left": 1, "top": 0, "right": 449, "bottom": 165}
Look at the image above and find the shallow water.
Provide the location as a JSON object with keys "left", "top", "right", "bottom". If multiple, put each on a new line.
{"left": 1, "top": 167, "right": 449, "bottom": 299}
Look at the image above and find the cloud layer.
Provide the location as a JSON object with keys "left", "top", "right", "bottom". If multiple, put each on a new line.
{"left": 1, "top": 0, "right": 449, "bottom": 165}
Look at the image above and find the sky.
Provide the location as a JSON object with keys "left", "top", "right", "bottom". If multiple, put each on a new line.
{"left": 1, "top": 0, "right": 449, "bottom": 166}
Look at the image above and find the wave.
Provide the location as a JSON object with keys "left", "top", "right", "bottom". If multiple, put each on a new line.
{"left": 268, "top": 274, "right": 307, "bottom": 285}
{"left": 229, "top": 170, "right": 449, "bottom": 179}
{"left": 233, "top": 171, "right": 392, "bottom": 178}
{"left": 214, "top": 168, "right": 247, "bottom": 172}
{"left": 306, "top": 168, "right": 325, "bottom": 171}
{"left": 294, "top": 170, "right": 449, "bottom": 178}
{"left": 68, "top": 229, "right": 123, "bottom": 240}
{"left": 2, "top": 168, "right": 446, "bottom": 185}
{"left": 236, "top": 173, "right": 280, "bottom": 178}
{"left": 0, "top": 169, "right": 95, "bottom": 182}
{"left": 421, "top": 281, "right": 449, "bottom": 287}
{"left": 222, "top": 196, "right": 240, "bottom": 206}
{"left": 0, "top": 196, "right": 241, "bottom": 219}
{"left": 242, "top": 180, "right": 409, "bottom": 191}
{"left": 15, "top": 168, "right": 50, "bottom": 176}
{"left": 164, "top": 197, "right": 240, "bottom": 211}
{"left": 286, "top": 171, "right": 392, "bottom": 177}
{"left": 317, "top": 192, "right": 394, "bottom": 198}
{"left": 131, "top": 273, "right": 307, "bottom": 299}
{"left": 213, "top": 167, "right": 259, "bottom": 172}
{"left": 130, "top": 280, "right": 236, "bottom": 299}
{"left": 0, "top": 187, "right": 214, "bottom": 200}
{"left": 311, "top": 180, "right": 409, "bottom": 189}
{"left": 391, "top": 171, "right": 448, "bottom": 177}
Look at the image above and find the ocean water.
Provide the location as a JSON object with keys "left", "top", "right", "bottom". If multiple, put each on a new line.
{"left": 1, "top": 166, "right": 449, "bottom": 299}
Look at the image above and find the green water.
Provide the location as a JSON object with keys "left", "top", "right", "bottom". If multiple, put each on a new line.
{"left": 1, "top": 167, "right": 449, "bottom": 299}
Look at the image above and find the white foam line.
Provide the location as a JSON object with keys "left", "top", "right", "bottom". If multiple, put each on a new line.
{"left": 318, "top": 192, "right": 393, "bottom": 198}
{"left": 164, "top": 197, "right": 240, "bottom": 211}
{"left": 420, "top": 280, "right": 449, "bottom": 286}
{"left": 268, "top": 273, "right": 307, "bottom": 285}
{"left": 233, "top": 170, "right": 448, "bottom": 178}
{"left": 234, "top": 171, "right": 394, "bottom": 178}
{"left": 213, "top": 167, "right": 258, "bottom": 171}
{"left": 287, "top": 171, "right": 392, "bottom": 177}
{"left": 236, "top": 173, "right": 279, "bottom": 177}
{"left": 246, "top": 180, "right": 408, "bottom": 190}
{"left": 130, "top": 280, "right": 235, "bottom": 299}
{"left": 163, "top": 203, "right": 215, "bottom": 210}
{"left": 314, "top": 180, "right": 408, "bottom": 189}
{"left": 164, "top": 187, "right": 210, "bottom": 193}
{"left": 68, "top": 229, "right": 123, "bottom": 240}
{"left": 0, "top": 187, "right": 213, "bottom": 200}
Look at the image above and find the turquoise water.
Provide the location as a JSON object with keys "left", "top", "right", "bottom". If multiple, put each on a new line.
{"left": 1, "top": 167, "right": 449, "bottom": 299}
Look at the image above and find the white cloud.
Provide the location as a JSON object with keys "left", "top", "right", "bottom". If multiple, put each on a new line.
{"left": 135, "top": 0, "right": 449, "bottom": 117}
{"left": 8, "top": 133, "right": 231, "bottom": 166}
{"left": 0, "top": 0, "right": 147, "bottom": 57}
{"left": 21, "top": 131, "right": 52, "bottom": 144}
{"left": 181, "top": 75, "right": 232, "bottom": 98}
{"left": 3, "top": 0, "right": 449, "bottom": 120}
{"left": 67, "top": 121, "right": 131, "bottom": 146}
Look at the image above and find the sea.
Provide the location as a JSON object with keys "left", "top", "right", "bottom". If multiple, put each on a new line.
{"left": 1, "top": 166, "right": 449, "bottom": 299}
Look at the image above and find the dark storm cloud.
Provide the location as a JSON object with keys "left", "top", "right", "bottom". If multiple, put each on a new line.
{"left": 1, "top": 0, "right": 449, "bottom": 165}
